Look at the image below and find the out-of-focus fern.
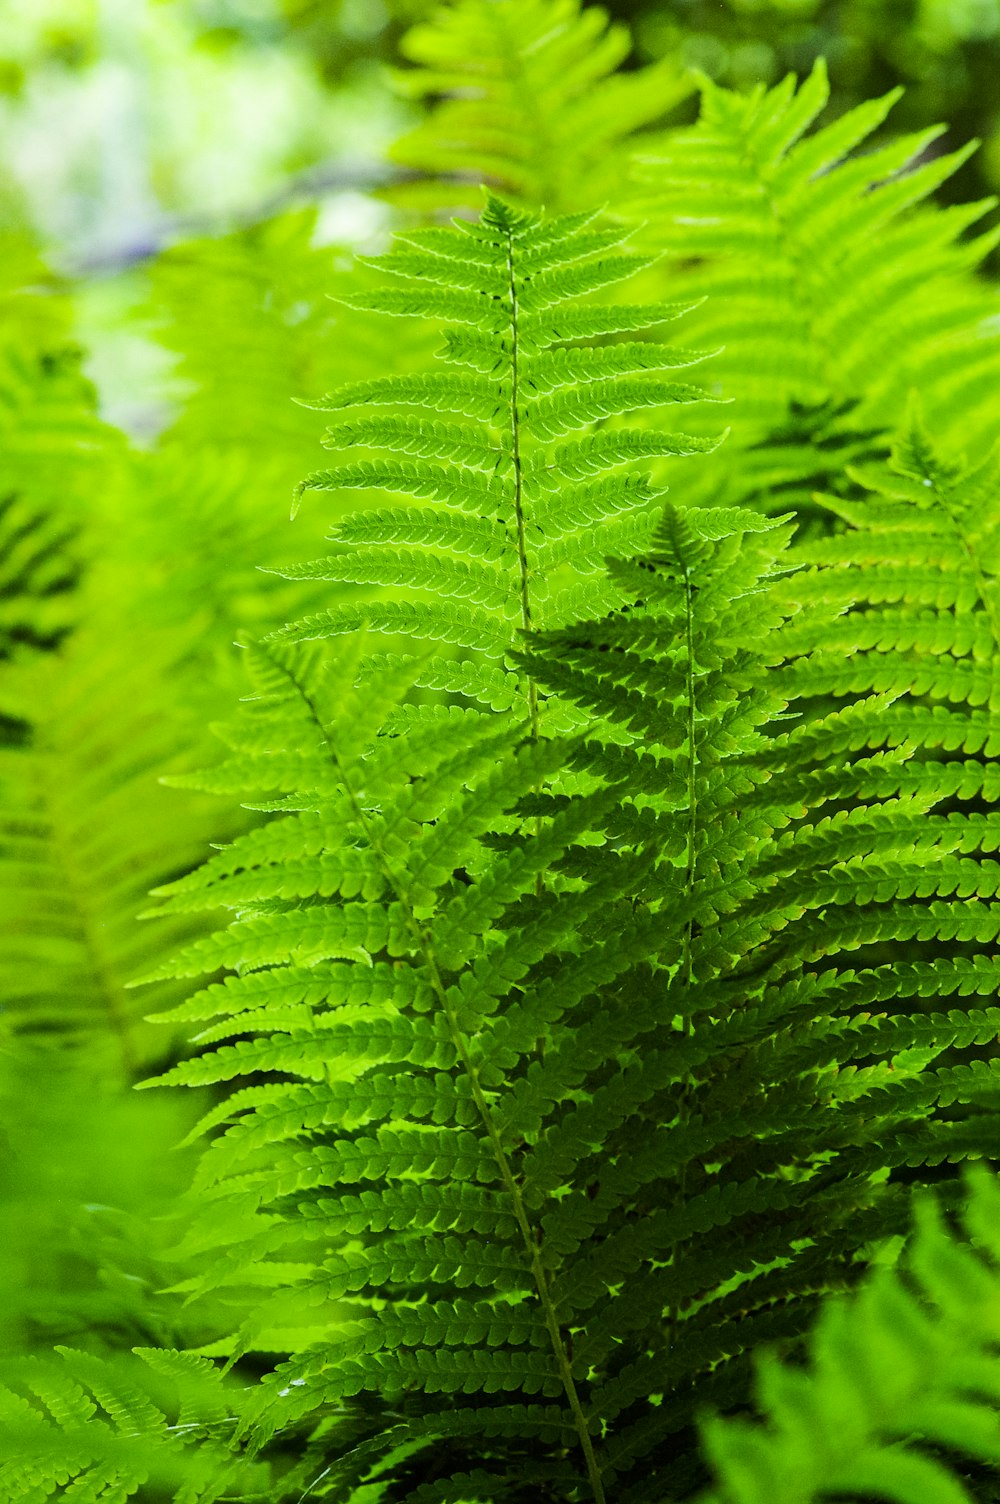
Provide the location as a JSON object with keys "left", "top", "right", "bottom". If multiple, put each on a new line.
{"left": 386, "top": 0, "right": 691, "bottom": 216}
{"left": 0, "top": 346, "right": 122, "bottom": 682}
{"left": 699, "top": 1165, "right": 1000, "bottom": 1504}
{"left": 0, "top": 616, "right": 231, "bottom": 1080}
{"left": 0, "top": 1346, "right": 267, "bottom": 1504}
{"left": 136, "top": 210, "right": 441, "bottom": 648}
{"left": 629, "top": 62, "right": 1000, "bottom": 460}
{"left": 144, "top": 210, "right": 392, "bottom": 487}
{"left": 0, "top": 1050, "right": 217, "bottom": 1360}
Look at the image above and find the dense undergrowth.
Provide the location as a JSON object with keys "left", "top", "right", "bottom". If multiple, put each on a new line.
{"left": 3, "top": 3, "right": 1000, "bottom": 1501}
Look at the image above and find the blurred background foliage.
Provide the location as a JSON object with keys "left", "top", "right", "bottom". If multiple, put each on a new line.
{"left": 0, "top": 0, "right": 993, "bottom": 443}
{"left": 0, "top": 0, "right": 996, "bottom": 438}
{"left": 3, "top": 0, "right": 999, "bottom": 280}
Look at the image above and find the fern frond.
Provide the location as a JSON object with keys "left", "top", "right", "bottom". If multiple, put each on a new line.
{"left": 126, "top": 169, "right": 1000, "bottom": 1504}
{"left": 279, "top": 198, "right": 721, "bottom": 716}
{"left": 385, "top": 0, "right": 691, "bottom": 216}
{"left": 631, "top": 62, "right": 1000, "bottom": 457}
{"left": 0, "top": 1347, "right": 265, "bottom": 1503}
{"left": 701, "top": 1166, "right": 1000, "bottom": 1504}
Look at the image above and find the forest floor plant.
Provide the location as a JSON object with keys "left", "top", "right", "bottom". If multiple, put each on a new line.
{"left": 4, "top": 1, "right": 1000, "bottom": 1498}
{"left": 125, "top": 200, "right": 1000, "bottom": 1502}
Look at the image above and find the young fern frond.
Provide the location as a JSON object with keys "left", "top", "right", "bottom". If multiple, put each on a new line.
{"left": 386, "top": 0, "right": 691, "bottom": 216}
{"left": 700, "top": 1166, "right": 1000, "bottom": 1504}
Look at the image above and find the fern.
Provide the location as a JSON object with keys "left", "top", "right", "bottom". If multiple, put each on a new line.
{"left": 700, "top": 1165, "right": 1000, "bottom": 1504}
{"left": 386, "top": 0, "right": 692, "bottom": 217}
{"left": 0, "top": 346, "right": 120, "bottom": 684}
{"left": 143, "top": 487, "right": 1000, "bottom": 1500}
{"left": 0, "top": 615, "right": 233, "bottom": 1078}
{"left": 8, "top": 15, "right": 1000, "bottom": 1503}
{"left": 515, "top": 501, "right": 1000, "bottom": 1498}
{"left": 0, "top": 1347, "right": 266, "bottom": 1504}
{"left": 145, "top": 210, "right": 436, "bottom": 489}
{"left": 778, "top": 403, "right": 1000, "bottom": 730}
{"left": 272, "top": 195, "right": 720, "bottom": 726}
{"left": 130, "top": 200, "right": 722, "bottom": 1500}
{"left": 629, "top": 61, "right": 1000, "bottom": 461}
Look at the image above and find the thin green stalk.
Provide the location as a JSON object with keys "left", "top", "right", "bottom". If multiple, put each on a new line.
{"left": 668, "top": 564, "right": 698, "bottom": 1352}
{"left": 503, "top": 224, "right": 540, "bottom": 747}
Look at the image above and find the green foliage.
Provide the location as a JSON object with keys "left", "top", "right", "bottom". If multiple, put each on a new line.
{"left": 0, "top": 616, "right": 230, "bottom": 1077}
{"left": 386, "top": 0, "right": 692, "bottom": 215}
{"left": 700, "top": 1165, "right": 1000, "bottom": 1504}
{"left": 0, "top": 1345, "right": 266, "bottom": 1504}
{"left": 630, "top": 61, "right": 1000, "bottom": 459}
{"left": 6, "top": 5, "right": 1000, "bottom": 1503}
{"left": 130, "top": 198, "right": 1000, "bottom": 1502}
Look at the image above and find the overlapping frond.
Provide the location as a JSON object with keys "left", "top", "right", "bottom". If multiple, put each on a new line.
{"left": 136, "top": 478, "right": 1000, "bottom": 1502}
{"left": 701, "top": 1166, "right": 1000, "bottom": 1504}
{"left": 630, "top": 62, "right": 1000, "bottom": 459}
{"left": 778, "top": 406, "right": 1000, "bottom": 729}
{"left": 0, "top": 1346, "right": 264, "bottom": 1504}
{"left": 386, "top": 0, "right": 691, "bottom": 216}
{"left": 510, "top": 503, "right": 1000, "bottom": 1497}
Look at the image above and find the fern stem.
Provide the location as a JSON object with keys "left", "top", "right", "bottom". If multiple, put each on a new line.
{"left": 287, "top": 664, "right": 607, "bottom": 1504}
{"left": 502, "top": 222, "right": 540, "bottom": 745}
{"left": 668, "top": 563, "right": 698, "bottom": 1352}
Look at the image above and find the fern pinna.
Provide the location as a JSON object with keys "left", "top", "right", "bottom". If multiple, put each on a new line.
{"left": 137, "top": 204, "right": 1000, "bottom": 1502}
{"left": 781, "top": 403, "right": 1000, "bottom": 729}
